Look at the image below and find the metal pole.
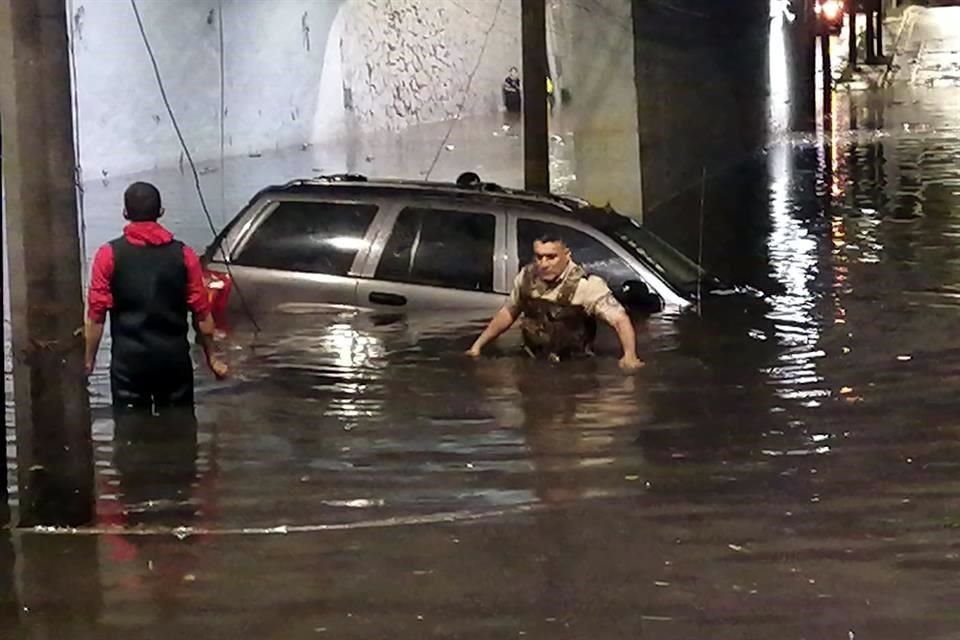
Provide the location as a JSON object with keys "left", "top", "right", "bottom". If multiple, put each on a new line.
{"left": 522, "top": 0, "right": 550, "bottom": 193}
{"left": 865, "top": 0, "right": 877, "bottom": 63}
{"left": 0, "top": 0, "right": 94, "bottom": 527}
{"left": 0, "top": 117, "right": 8, "bottom": 528}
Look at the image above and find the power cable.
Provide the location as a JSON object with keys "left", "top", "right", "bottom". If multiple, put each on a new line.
{"left": 424, "top": 0, "right": 505, "bottom": 180}
{"left": 129, "top": 0, "right": 260, "bottom": 333}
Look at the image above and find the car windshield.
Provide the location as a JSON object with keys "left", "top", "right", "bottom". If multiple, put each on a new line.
{"left": 604, "top": 217, "right": 710, "bottom": 295}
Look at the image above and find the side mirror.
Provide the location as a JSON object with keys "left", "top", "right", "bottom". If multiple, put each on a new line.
{"left": 616, "top": 280, "right": 663, "bottom": 313}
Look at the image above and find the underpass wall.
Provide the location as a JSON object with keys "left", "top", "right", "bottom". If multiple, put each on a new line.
{"left": 68, "top": 0, "right": 521, "bottom": 180}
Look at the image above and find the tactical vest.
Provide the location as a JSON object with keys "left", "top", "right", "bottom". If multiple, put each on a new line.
{"left": 109, "top": 237, "right": 193, "bottom": 405}
{"left": 517, "top": 264, "right": 597, "bottom": 360}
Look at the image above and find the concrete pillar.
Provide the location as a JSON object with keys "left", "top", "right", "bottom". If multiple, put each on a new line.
{"left": 0, "top": 0, "right": 94, "bottom": 527}
{"left": 791, "top": 0, "right": 817, "bottom": 131}
{"left": 865, "top": 0, "right": 877, "bottom": 63}
{"left": 562, "top": 0, "right": 643, "bottom": 219}
{"left": 522, "top": 0, "right": 550, "bottom": 193}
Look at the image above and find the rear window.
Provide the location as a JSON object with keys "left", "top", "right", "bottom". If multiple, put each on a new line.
{"left": 234, "top": 201, "right": 378, "bottom": 276}
{"left": 376, "top": 207, "right": 496, "bottom": 292}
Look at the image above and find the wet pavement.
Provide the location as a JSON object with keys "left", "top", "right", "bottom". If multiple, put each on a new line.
{"left": 5, "top": 4, "right": 960, "bottom": 638}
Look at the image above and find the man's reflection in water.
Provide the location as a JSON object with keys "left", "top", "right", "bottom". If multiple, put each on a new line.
{"left": 100, "top": 406, "right": 210, "bottom": 631}
{"left": 112, "top": 405, "right": 200, "bottom": 527}
{"left": 470, "top": 356, "right": 653, "bottom": 635}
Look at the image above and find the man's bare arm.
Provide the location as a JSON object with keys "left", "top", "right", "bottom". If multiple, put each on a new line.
{"left": 593, "top": 293, "right": 644, "bottom": 371}
{"left": 466, "top": 306, "right": 518, "bottom": 356}
{"left": 194, "top": 313, "right": 229, "bottom": 379}
{"left": 607, "top": 310, "right": 643, "bottom": 369}
{"left": 84, "top": 320, "right": 105, "bottom": 376}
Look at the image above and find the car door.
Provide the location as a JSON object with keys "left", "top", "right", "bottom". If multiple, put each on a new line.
{"left": 508, "top": 212, "right": 671, "bottom": 312}
{"left": 356, "top": 200, "right": 508, "bottom": 312}
{"left": 226, "top": 196, "right": 384, "bottom": 315}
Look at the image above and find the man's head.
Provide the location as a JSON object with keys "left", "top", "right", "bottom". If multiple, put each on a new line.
{"left": 532, "top": 234, "right": 571, "bottom": 282}
{"left": 456, "top": 171, "right": 482, "bottom": 188}
{"left": 508, "top": 66, "right": 519, "bottom": 79}
{"left": 123, "top": 181, "right": 164, "bottom": 222}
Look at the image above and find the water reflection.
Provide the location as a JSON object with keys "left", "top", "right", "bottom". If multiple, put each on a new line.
{"left": 104, "top": 407, "right": 201, "bottom": 528}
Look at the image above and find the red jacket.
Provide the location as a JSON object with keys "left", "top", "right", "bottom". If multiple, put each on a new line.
{"left": 87, "top": 221, "right": 210, "bottom": 323}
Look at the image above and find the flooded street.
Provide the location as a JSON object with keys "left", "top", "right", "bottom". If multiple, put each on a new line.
{"left": 5, "top": 4, "right": 960, "bottom": 638}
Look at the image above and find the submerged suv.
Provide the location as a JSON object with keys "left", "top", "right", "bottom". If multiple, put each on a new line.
{"left": 201, "top": 175, "right": 715, "bottom": 327}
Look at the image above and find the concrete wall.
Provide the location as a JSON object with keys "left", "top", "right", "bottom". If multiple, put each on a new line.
{"left": 69, "top": 0, "right": 521, "bottom": 180}
{"left": 339, "top": 0, "right": 520, "bottom": 131}
{"left": 557, "top": 0, "right": 644, "bottom": 218}
{"left": 629, "top": 0, "right": 773, "bottom": 281}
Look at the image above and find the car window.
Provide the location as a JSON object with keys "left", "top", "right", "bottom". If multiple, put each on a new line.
{"left": 376, "top": 207, "right": 495, "bottom": 292}
{"left": 234, "top": 201, "right": 378, "bottom": 275}
{"left": 517, "top": 218, "right": 640, "bottom": 289}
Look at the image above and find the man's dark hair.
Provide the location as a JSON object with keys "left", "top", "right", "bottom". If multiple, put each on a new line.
{"left": 124, "top": 181, "right": 162, "bottom": 221}
{"left": 533, "top": 233, "right": 566, "bottom": 247}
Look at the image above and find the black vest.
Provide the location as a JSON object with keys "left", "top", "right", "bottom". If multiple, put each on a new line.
{"left": 109, "top": 237, "right": 192, "bottom": 396}
{"left": 517, "top": 264, "right": 597, "bottom": 359}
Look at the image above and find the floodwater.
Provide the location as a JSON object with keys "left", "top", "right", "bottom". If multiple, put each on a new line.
{"left": 5, "top": 4, "right": 960, "bottom": 638}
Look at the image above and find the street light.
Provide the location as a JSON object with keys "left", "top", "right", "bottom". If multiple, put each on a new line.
{"left": 814, "top": 0, "right": 845, "bottom": 35}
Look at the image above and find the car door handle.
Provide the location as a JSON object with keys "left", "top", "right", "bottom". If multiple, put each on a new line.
{"left": 369, "top": 291, "right": 407, "bottom": 306}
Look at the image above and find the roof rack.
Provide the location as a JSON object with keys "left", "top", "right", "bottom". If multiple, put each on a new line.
{"left": 265, "top": 173, "right": 595, "bottom": 214}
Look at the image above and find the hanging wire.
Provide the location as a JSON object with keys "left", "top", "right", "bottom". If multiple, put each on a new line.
{"left": 129, "top": 0, "right": 260, "bottom": 333}
{"left": 424, "top": 0, "right": 505, "bottom": 180}
{"left": 218, "top": 0, "right": 226, "bottom": 228}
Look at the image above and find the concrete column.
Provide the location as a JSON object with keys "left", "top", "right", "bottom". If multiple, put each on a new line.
{"left": 562, "top": 0, "right": 643, "bottom": 219}
{"left": 791, "top": 0, "right": 817, "bottom": 131}
{"left": 865, "top": 0, "right": 877, "bottom": 63}
{"left": 0, "top": 0, "right": 94, "bottom": 526}
{"left": 522, "top": 0, "right": 550, "bottom": 193}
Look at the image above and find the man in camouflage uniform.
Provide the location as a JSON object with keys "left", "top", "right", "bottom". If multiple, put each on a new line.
{"left": 466, "top": 233, "right": 644, "bottom": 371}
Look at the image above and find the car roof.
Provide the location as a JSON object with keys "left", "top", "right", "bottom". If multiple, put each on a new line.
{"left": 246, "top": 173, "right": 634, "bottom": 232}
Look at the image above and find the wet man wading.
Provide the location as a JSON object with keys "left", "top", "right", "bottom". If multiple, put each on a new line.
{"left": 466, "top": 234, "right": 644, "bottom": 371}
{"left": 85, "top": 181, "right": 228, "bottom": 409}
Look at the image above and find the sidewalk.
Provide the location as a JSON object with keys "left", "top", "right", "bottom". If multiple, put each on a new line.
{"left": 834, "top": 3, "right": 924, "bottom": 89}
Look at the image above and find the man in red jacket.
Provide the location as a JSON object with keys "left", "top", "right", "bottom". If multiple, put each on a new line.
{"left": 85, "top": 181, "right": 227, "bottom": 409}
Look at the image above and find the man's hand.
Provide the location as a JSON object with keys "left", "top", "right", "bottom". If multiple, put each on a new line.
{"left": 618, "top": 353, "right": 644, "bottom": 372}
{"left": 207, "top": 355, "right": 229, "bottom": 380}
{"left": 466, "top": 306, "right": 517, "bottom": 358}
{"left": 84, "top": 320, "right": 105, "bottom": 378}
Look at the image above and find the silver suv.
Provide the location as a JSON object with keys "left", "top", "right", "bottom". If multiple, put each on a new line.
{"left": 200, "top": 175, "right": 708, "bottom": 327}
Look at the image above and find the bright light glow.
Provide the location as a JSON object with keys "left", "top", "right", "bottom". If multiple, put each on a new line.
{"left": 768, "top": 1, "right": 791, "bottom": 132}
{"left": 323, "top": 236, "right": 367, "bottom": 251}
{"left": 817, "top": 0, "right": 843, "bottom": 21}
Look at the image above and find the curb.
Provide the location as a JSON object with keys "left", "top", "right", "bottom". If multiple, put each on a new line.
{"left": 838, "top": 5, "right": 922, "bottom": 88}
{"left": 880, "top": 4, "right": 923, "bottom": 87}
